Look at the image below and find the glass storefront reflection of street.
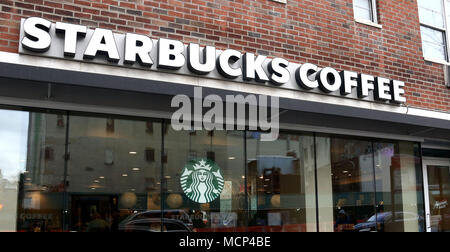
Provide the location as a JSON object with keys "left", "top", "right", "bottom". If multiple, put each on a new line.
{"left": 316, "top": 136, "right": 425, "bottom": 232}
{"left": 0, "top": 109, "right": 29, "bottom": 232}
{"left": 0, "top": 108, "right": 433, "bottom": 232}
{"left": 0, "top": 109, "right": 29, "bottom": 180}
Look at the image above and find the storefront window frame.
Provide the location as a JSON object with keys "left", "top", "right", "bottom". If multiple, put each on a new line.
{"left": 67, "top": 110, "right": 166, "bottom": 232}
{"left": 422, "top": 156, "right": 450, "bottom": 232}
{"left": 245, "top": 130, "right": 319, "bottom": 232}
{"left": 315, "top": 132, "right": 427, "bottom": 232}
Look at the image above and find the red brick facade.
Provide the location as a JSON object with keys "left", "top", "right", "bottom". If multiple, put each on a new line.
{"left": 0, "top": 0, "right": 449, "bottom": 112}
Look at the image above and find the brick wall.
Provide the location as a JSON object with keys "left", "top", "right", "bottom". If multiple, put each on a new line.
{"left": 0, "top": 0, "right": 449, "bottom": 112}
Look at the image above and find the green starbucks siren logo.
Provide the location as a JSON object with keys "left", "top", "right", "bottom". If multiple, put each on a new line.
{"left": 180, "top": 158, "right": 224, "bottom": 203}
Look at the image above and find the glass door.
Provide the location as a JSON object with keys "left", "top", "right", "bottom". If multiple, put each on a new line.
{"left": 423, "top": 159, "right": 450, "bottom": 232}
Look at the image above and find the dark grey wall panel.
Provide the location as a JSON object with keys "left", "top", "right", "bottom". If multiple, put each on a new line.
{"left": 0, "top": 62, "right": 449, "bottom": 133}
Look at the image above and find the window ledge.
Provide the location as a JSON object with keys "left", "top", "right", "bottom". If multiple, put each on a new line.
{"left": 424, "top": 57, "right": 450, "bottom": 66}
{"left": 354, "top": 18, "right": 382, "bottom": 29}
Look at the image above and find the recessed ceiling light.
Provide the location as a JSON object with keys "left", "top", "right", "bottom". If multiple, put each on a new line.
{"left": 343, "top": 170, "right": 349, "bottom": 174}
{"left": 122, "top": 174, "right": 128, "bottom": 177}
{"left": 94, "top": 180, "right": 100, "bottom": 183}
{"left": 132, "top": 168, "right": 140, "bottom": 171}
{"left": 229, "top": 157, "right": 236, "bottom": 160}
{"left": 129, "top": 152, "right": 137, "bottom": 155}
{"left": 99, "top": 176, "right": 105, "bottom": 179}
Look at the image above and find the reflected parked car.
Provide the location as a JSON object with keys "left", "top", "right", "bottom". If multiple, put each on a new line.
{"left": 119, "top": 218, "right": 192, "bottom": 232}
{"left": 118, "top": 210, "right": 194, "bottom": 232}
{"left": 354, "top": 212, "right": 424, "bottom": 232}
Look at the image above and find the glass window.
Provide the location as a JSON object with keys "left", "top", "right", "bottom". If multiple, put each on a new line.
{"left": 426, "top": 164, "right": 450, "bottom": 232}
{"left": 373, "top": 141, "right": 425, "bottom": 232}
{"left": 420, "top": 27, "right": 447, "bottom": 61}
{"left": 246, "top": 132, "right": 317, "bottom": 232}
{"left": 316, "top": 135, "right": 425, "bottom": 232}
{"left": 418, "top": 0, "right": 445, "bottom": 28}
{"left": 14, "top": 112, "right": 67, "bottom": 232}
{"left": 353, "top": 0, "right": 376, "bottom": 22}
{"left": 66, "top": 115, "right": 162, "bottom": 232}
{"left": 0, "top": 107, "right": 427, "bottom": 232}
{"left": 418, "top": 0, "right": 448, "bottom": 61}
{"left": 0, "top": 109, "right": 30, "bottom": 232}
{"left": 163, "top": 128, "right": 247, "bottom": 232}
{"left": 316, "top": 136, "right": 376, "bottom": 232}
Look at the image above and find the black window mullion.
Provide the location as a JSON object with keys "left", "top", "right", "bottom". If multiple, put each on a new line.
{"left": 62, "top": 111, "right": 70, "bottom": 232}
{"left": 244, "top": 130, "right": 249, "bottom": 232}
{"left": 371, "top": 140, "right": 379, "bottom": 232}
{"left": 313, "top": 133, "right": 320, "bottom": 232}
{"left": 160, "top": 119, "right": 165, "bottom": 232}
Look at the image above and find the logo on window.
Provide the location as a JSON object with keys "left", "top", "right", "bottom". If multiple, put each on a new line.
{"left": 180, "top": 159, "right": 224, "bottom": 203}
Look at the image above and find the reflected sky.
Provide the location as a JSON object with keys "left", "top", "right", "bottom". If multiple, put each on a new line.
{"left": 0, "top": 109, "right": 29, "bottom": 182}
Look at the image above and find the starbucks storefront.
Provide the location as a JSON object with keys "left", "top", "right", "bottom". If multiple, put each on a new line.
{"left": 0, "top": 17, "right": 450, "bottom": 233}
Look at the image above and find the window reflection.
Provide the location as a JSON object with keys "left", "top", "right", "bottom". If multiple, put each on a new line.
{"left": 418, "top": 0, "right": 448, "bottom": 61}
{"left": 0, "top": 109, "right": 29, "bottom": 232}
{"left": 66, "top": 116, "right": 162, "bottom": 232}
{"left": 317, "top": 136, "right": 376, "bottom": 232}
{"left": 354, "top": 0, "right": 374, "bottom": 21}
{"left": 317, "top": 136, "right": 425, "bottom": 232}
{"left": 427, "top": 165, "right": 450, "bottom": 232}
{"left": 16, "top": 112, "right": 66, "bottom": 232}
{"left": 373, "top": 142, "right": 425, "bottom": 232}
{"left": 0, "top": 108, "right": 427, "bottom": 232}
{"left": 247, "top": 132, "right": 317, "bottom": 232}
{"left": 163, "top": 128, "right": 246, "bottom": 232}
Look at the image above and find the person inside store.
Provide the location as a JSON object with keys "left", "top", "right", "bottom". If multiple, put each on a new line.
{"left": 335, "top": 209, "right": 353, "bottom": 232}
{"left": 87, "top": 212, "right": 111, "bottom": 232}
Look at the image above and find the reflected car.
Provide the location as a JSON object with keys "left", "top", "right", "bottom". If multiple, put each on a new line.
{"left": 354, "top": 212, "right": 424, "bottom": 232}
{"left": 119, "top": 218, "right": 193, "bottom": 232}
{"left": 119, "top": 210, "right": 194, "bottom": 232}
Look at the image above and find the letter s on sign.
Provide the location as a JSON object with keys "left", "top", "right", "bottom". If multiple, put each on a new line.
{"left": 22, "top": 17, "right": 52, "bottom": 53}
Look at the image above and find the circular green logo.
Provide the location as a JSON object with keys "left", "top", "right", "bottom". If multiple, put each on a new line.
{"left": 180, "top": 158, "right": 224, "bottom": 203}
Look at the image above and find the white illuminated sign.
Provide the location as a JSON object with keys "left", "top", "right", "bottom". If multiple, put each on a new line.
{"left": 19, "top": 17, "right": 407, "bottom": 104}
